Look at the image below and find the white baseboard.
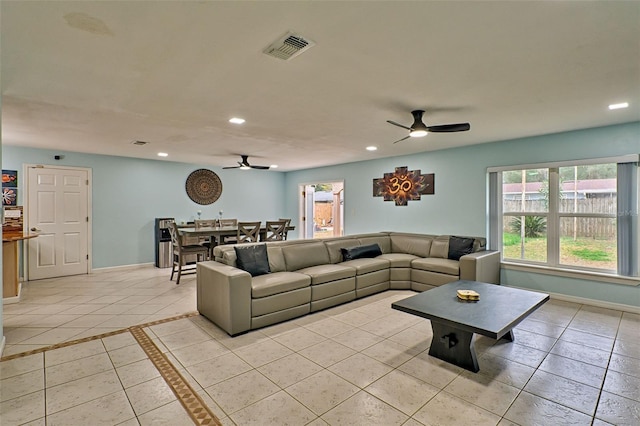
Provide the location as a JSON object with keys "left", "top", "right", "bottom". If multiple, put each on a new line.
{"left": 505, "top": 284, "right": 640, "bottom": 314}
{"left": 2, "top": 282, "right": 22, "bottom": 305}
{"left": 91, "top": 262, "right": 155, "bottom": 273}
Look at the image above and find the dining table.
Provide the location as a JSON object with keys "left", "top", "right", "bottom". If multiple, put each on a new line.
{"left": 178, "top": 224, "right": 295, "bottom": 246}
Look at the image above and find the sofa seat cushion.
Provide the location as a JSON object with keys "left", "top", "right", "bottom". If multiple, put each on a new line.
{"left": 411, "top": 257, "right": 460, "bottom": 275}
{"left": 251, "top": 272, "right": 311, "bottom": 298}
{"left": 341, "top": 257, "right": 390, "bottom": 275}
{"left": 377, "top": 253, "right": 419, "bottom": 268}
{"left": 296, "top": 264, "right": 356, "bottom": 285}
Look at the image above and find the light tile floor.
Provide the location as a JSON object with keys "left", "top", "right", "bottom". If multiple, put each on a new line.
{"left": 2, "top": 265, "right": 639, "bottom": 425}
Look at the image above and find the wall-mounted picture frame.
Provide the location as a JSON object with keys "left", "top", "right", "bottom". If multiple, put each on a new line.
{"left": 373, "top": 166, "right": 434, "bottom": 206}
{"left": 2, "top": 187, "right": 17, "bottom": 206}
{"left": 2, "top": 169, "right": 17, "bottom": 188}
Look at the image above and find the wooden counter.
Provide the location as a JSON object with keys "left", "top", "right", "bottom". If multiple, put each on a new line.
{"left": 3, "top": 231, "right": 38, "bottom": 298}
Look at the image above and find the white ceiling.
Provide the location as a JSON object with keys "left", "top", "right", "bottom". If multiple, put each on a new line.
{"left": 2, "top": 1, "right": 639, "bottom": 171}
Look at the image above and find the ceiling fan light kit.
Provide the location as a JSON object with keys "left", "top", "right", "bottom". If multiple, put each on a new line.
{"left": 388, "top": 110, "right": 470, "bottom": 144}
{"left": 223, "top": 155, "right": 270, "bottom": 170}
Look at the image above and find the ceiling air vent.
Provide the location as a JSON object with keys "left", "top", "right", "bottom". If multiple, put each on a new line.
{"left": 263, "top": 32, "right": 315, "bottom": 61}
{"left": 131, "top": 140, "right": 148, "bottom": 146}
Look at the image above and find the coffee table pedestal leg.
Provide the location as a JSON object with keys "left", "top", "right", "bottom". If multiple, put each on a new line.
{"left": 429, "top": 322, "right": 479, "bottom": 372}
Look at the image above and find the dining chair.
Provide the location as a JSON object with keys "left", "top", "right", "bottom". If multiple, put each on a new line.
{"left": 168, "top": 221, "right": 209, "bottom": 284}
{"left": 218, "top": 218, "right": 239, "bottom": 244}
{"left": 237, "top": 221, "right": 261, "bottom": 243}
{"left": 195, "top": 219, "right": 217, "bottom": 257}
{"left": 263, "top": 219, "right": 287, "bottom": 241}
{"left": 219, "top": 218, "right": 238, "bottom": 227}
{"left": 279, "top": 218, "right": 292, "bottom": 240}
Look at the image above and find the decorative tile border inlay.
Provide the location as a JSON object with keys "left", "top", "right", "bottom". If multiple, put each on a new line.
{"left": 2, "top": 311, "right": 223, "bottom": 425}
{"left": 0, "top": 311, "right": 199, "bottom": 362}
{"left": 130, "top": 326, "right": 221, "bottom": 426}
{"left": 0, "top": 328, "right": 129, "bottom": 361}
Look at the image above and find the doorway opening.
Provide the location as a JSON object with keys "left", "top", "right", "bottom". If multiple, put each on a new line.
{"left": 299, "top": 181, "right": 344, "bottom": 239}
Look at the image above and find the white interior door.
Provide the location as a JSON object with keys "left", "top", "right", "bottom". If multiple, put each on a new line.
{"left": 27, "top": 166, "right": 90, "bottom": 280}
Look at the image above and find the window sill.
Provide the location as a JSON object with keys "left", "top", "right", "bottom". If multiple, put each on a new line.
{"left": 501, "top": 262, "right": 640, "bottom": 286}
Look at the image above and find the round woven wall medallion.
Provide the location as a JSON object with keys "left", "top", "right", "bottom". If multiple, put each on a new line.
{"left": 185, "top": 169, "right": 223, "bottom": 205}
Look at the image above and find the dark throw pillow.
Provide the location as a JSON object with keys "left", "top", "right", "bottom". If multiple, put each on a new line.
{"left": 448, "top": 236, "right": 475, "bottom": 261}
{"left": 234, "top": 244, "right": 270, "bottom": 277}
{"left": 341, "top": 243, "right": 382, "bottom": 261}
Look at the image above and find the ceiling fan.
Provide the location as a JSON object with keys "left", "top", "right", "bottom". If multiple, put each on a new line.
{"left": 223, "top": 155, "right": 270, "bottom": 170}
{"left": 387, "top": 110, "right": 470, "bottom": 144}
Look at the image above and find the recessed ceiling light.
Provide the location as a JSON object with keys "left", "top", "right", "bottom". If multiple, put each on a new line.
{"left": 229, "top": 117, "right": 246, "bottom": 124}
{"left": 366, "top": 146, "right": 377, "bottom": 151}
{"left": 270, "top": 164, "right": 278, "bottom": 169}
{"left": 609, "top": 102, "right": 629, "bottom": 110}
{"left": 157, "top": 152, "right": 168, "bottom": 157}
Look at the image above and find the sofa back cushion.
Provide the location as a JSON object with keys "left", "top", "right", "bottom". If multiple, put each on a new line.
{"left": 429, "top": 235, "right": 450, "bottom": 258}
{"left": 431, "top": 235, "right": 487, "bottom": 259}
{"left": 282, "top": 242, "right": 330, "bottom": 271}
{"left": 472, "top": 237, "right": 487, "bottom": 252}
{"left": 215, "top": 246, "right": 237, "bottom": 266}
{"left": 358, "top": 235, "right": 391, "bottom": 254}
{"left": 390, "top": 234, "right": 434, "bottom": 257}
{"left": 324, "top": 239, "right": 360, "bottom": 264}
{"left": 214, "top": 244, "right": 287, "bottom": 272}
{"left": 267, "top": 246, "right": 287, "bottom": 272}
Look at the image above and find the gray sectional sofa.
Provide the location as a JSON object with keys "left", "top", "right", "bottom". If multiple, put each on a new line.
{"left": 197, "top": 232, "right": 500, "bottom": 336}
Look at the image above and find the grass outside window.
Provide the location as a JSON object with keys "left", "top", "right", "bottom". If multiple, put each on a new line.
{"left": 503, "top": 232, "right": 616, "bottom": 270}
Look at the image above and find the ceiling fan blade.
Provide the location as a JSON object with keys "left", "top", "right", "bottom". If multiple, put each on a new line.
{"left": 426, "top": 123, "right": 470, "bottom": 133}
{"left": 250, "top": 165, "right": 270, "bottom": 170}
{"left": 222, "top": 165, "right": 240, "bottom": 169}
{"left": 392, "top": 135, "right": 411, "bottom": 144}
{"left": 386, "top": 120, "right": 412, "bottom": 131}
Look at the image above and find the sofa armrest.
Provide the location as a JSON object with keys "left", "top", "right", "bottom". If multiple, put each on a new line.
{"left": 197, "top": 261, "right": 252, "bottom": 336}
{"left": 459, "top": 250, "right": 501, "bottom": 284}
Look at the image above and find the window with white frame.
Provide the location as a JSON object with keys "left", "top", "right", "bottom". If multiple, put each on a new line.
{"left": 489, "top": 156, "right": 638, "bottom": 277}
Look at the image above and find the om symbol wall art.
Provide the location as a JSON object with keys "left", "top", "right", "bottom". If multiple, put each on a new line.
{"left": 373, "top": 166, "right": 434, "bottom": 206}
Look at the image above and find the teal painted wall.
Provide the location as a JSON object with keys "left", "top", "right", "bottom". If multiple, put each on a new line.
{"left": 2, "top": 147, "right": 286, "bottom": 268}
{"left": 2, "top": 122, "right": 638, "bottom": 308}
{"left": 283, "top": 122, "right": 640, "bottom": 307}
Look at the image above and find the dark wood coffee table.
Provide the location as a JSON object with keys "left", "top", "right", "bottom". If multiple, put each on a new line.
{"left": 392, "top": 280, "right": 549, "bottom": 372}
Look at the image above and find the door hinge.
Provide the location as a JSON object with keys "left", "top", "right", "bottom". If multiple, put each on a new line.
{"left": 86, "top": 216, "right": 89, "bottom": 222}
{"left": 86, "top": 254, "right": 89, "bottom": 260}
{"left": 86, "top": 180, "right": 89, "bottom": 185}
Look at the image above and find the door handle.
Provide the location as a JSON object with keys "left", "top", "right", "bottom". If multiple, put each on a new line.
{"left": 30, "top": 227, "right": 41, "bottom": 232}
